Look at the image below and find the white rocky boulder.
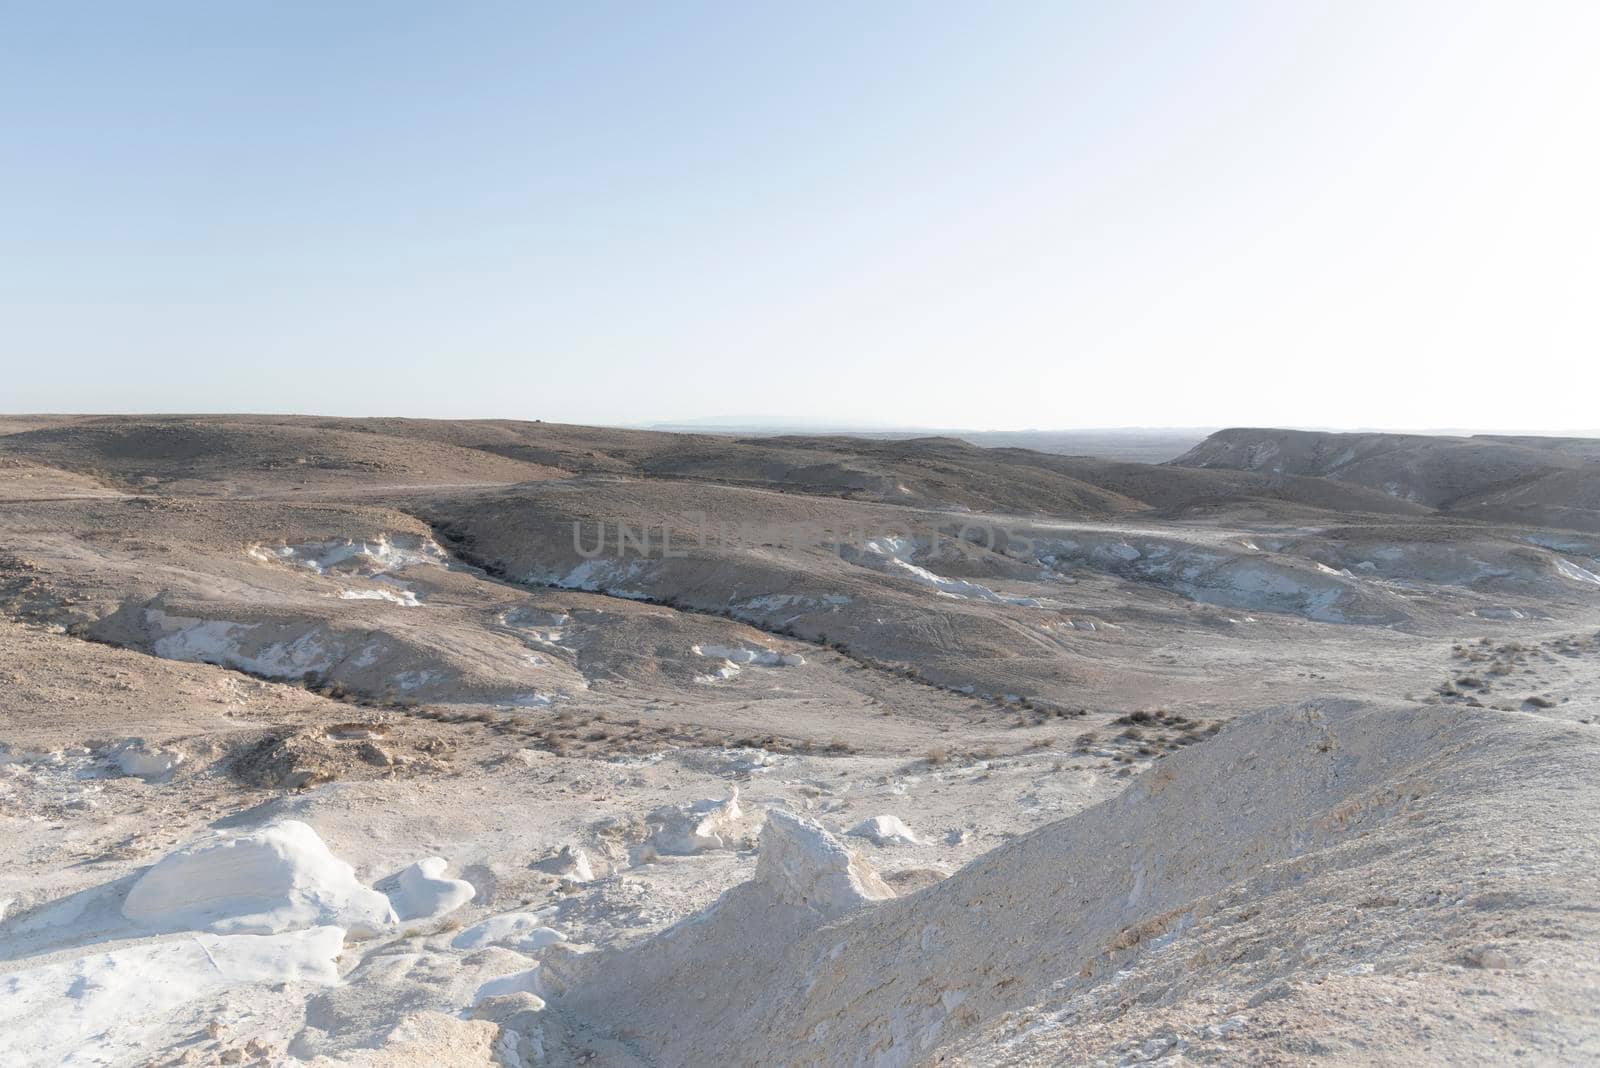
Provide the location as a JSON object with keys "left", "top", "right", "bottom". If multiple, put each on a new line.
{"left": 387, "top": 857, "right": 475, "bottom": 922}
{"left": 451, "top": 913, "right": 566, "bottom": 953}
{"left": 846, "top": 814, "right": 924, "bottom": 846}
{"left": 532, "top": 843, "right": 596, "bottom": 883}
{"left": 645, "top": 788, "right": 761, "bottom": 856}
{"left": 757, "top": 809, "right": 894, "bottom": 915}
{"left": 107, "top": 739, "right": 185, "bottom": 782}
{"left": 121, "top": 819, "right": 397, "bottom": 937}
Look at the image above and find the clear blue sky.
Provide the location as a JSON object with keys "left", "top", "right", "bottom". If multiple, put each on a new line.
{"left": 3, "top": 2, "right": 1596, "bottom": 429}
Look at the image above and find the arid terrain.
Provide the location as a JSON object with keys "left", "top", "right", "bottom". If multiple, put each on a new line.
{"left": 3, "top": 416, "right": 1598, "bottom": 1066}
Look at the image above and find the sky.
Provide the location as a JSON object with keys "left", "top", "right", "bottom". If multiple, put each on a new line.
{"left": 2, "top": 2, "right": 1597, "bottom": 431}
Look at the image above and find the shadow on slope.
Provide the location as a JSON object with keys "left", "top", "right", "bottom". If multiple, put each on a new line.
{"left": 542, "top": 699, "right": 1600, "bottom": 1066}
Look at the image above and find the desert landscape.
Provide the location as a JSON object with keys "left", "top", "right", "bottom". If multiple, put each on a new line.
{"left": 8, "top": 0, "right": 1596, "bottom": 1061}
{"left": 2, "top": 415, "right": 1598, "bottom": 1065}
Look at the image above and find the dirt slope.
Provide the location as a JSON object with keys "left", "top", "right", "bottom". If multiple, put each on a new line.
{"left": 1176, "top": 428, "right": 1600, "bottom": 529}
{"left": 6, "top": 415, "right": 1503, "bottom": 522}
{"left": 0, "top": 416, "right": 571, "bottom": 494}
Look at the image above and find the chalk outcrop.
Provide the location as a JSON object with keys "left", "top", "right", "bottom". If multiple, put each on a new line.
{"left": 538, "top": 701, "right": 1600, "bottom": 1066}
{"left": 846, "top": 814, "right": 924, "bottom": 847}
{"left": 644, "top": 788, "right": 761, "bottom": 856}
{"left": 387, "top": 857, "right": 475, "bottom": 923}
{"left": 107, "top": 738, "right": 185, "bottom": 781}
{"left": 121, "top": 820, "right": 397, "bottom": 937}
{"left": 759, "top": 809, "right": 896, "bottom": 912}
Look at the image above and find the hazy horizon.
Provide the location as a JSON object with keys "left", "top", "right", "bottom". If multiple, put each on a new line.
{"left": 8, "top": 411, "right": 1600, "bottom": 442}
{"left": 5, "top": 3, "right": 1597, "bottom": 430}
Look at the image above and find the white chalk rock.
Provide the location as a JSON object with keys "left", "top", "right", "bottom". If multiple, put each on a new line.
{"left": 388, "top": 857, "right": 475, "bottom": 922}
{"left": 532, "top": 844, "right": 596, "bottom": 884}
{"left": 646, "top": 788, "right": 761, "bottom": 855}
{"left": 758, "top": 809, "right": 894, "bottom": 916}
{"left": 847, "top": 814, "right": 924, "bottom": 846}
{"left": 121, "top": 820, "right": 397, "bottom": 937}
{"left": 473, "top": 966, "right": 545, "bottom": 1006}
{"left": 691, "top": 644, "right": 802, "bottom": 667}
{"left": 453, "top": 913, "right": 566, "bottom": 952}
{"left": 108, "top": 739, "right": 184, "bottom": 782}
{"left": 0, "top": 927, "right": 344, "bottom": 1067}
